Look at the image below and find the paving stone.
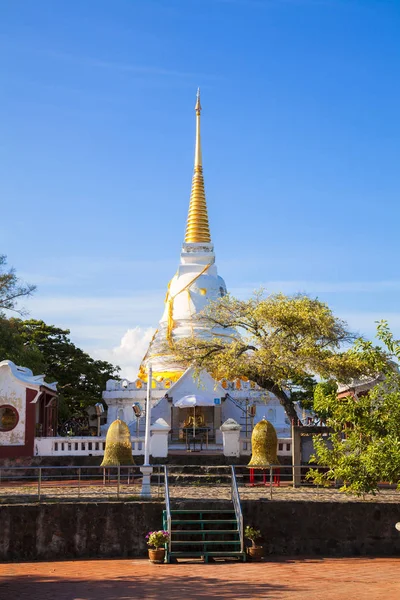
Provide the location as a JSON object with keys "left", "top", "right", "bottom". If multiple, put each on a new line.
{"left": 1, "top": 557, "right": 399, "bottom": 599}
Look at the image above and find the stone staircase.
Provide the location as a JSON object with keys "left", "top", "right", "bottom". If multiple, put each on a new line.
{"left": 162, "top": 465, "right": 246, "bottom": 563}
{"left": 163, "top": 506, "right": 246, "bottom": 563}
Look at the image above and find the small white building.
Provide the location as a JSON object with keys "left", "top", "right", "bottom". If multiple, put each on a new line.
{"left": 0, "top": 360, "right": 57, "bottom": 459}
{"left": 103, "top": 367, "right": 292, "bottom": 452}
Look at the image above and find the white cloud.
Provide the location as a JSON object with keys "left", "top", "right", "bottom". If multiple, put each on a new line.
{"left": 28, "top": 293, "right": 162, "bottom": 316}
{"left": 19, "top": 256, "right": 176, "bottom": 290}
{"left": 26, "top": 293, "right": 162, "bottom": 339}
{"left": 230, "top": 280, "right": 400, "bottom": 297}
{"left": 23, "top": 293, "right": 162, "bottom": 367}
{"left": 93, "top": 326, "right": 157, "bottom": 380}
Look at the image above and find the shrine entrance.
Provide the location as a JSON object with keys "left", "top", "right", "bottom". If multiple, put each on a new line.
{"left": 170, "top": 395, "right": 222, "bottom": 450}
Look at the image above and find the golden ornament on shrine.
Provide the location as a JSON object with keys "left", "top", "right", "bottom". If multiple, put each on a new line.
{"left": 100, "top": 419, "right": 135, "bottom": 467}
{"left": 248, "top": 419, "right": 279, "bottom": 468}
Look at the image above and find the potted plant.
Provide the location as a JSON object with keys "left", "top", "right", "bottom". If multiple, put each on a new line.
{"left": 245, "top": 525, "right": 264, "bottom": 560}
{"left": 146, "top": 530, "right": 169, "bottom": 563}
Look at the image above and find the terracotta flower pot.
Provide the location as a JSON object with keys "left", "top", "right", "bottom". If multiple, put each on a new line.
{"left": 148, "top": 548, "right": 165, "bottom": 564}
{"left": 248, "top": 545, "right": 264, "bottom": 561}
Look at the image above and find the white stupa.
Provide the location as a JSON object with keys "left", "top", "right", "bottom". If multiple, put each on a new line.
{"left": 138, "top": 88, "right": 235, "bottom": 382}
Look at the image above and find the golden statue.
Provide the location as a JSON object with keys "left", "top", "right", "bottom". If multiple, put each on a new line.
{"left": 248, "top": 418, "right": 278, "bottom": 468}
{"left": 183, "top": 411, "right": 205, "bottom": 428}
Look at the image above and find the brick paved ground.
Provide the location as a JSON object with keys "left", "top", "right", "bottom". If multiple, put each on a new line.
{"left": 1, "top": 557, "right": 399, "bottom": 599}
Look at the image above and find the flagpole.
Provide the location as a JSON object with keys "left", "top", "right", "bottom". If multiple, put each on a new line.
{"left": 141, "top": 363, "right": 153, "bottom": 498}
{"left": 144, "top": 364, "right": 152, "bottom": 465}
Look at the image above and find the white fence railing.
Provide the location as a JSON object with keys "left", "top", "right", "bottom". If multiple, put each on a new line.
{"left": 34, "top": 436, "right": 145, "bottom": 457}
{"left": 240, "top": 437, "right": 292, "bottom": 457}
{"left": 34, "top": 435, "right": 292, "bottom": 457}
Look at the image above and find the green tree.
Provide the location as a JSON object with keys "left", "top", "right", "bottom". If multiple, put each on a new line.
{"left": 313, "top": 379, "right": 338, "bottom": 420}
{"left": 0, "top": 315, "right": 44, "bottom": 372}
{"left": 309, "top": 322, "right": 400, "bottom": 496}
{"left": 0, "top": 318, "right": 120, "bottom": 420}
{"left": 0, "top": 255, "right": 36, "bottom": 314}
{"left": 170, "top": 292, "right": 376, "bottom": 423}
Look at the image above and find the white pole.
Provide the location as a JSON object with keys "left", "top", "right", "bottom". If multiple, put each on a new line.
{"left": 144, "top": 363, "right": 152, "bottom": 465}
{"left": 141, "top": 363, "right": 153, "bottom": 498}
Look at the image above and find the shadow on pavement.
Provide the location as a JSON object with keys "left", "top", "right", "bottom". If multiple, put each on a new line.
{"left": 0, "top": 573, "right": 291, "bottom": 599}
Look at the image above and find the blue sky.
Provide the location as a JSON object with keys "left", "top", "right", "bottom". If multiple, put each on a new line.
{"left": 1, "top": 0, "right": 399, "bottom": 377}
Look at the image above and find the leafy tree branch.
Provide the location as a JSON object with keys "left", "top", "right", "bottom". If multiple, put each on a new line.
{"left": 0, "top": 255, "right": 36, "bottom": 314}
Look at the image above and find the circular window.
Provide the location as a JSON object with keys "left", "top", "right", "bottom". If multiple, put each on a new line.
{"left": 0, "top": 405, "right": 19, "bottom": 432}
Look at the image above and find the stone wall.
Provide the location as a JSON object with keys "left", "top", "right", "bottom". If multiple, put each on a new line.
{"left": 241, "top": 500, "right": 400, "bottom": 557}
{"left": 1, "top": 500, "right": 399, "bottom": 561}
{"left": 0, "top": 501, "right": 164, "bottom": 561}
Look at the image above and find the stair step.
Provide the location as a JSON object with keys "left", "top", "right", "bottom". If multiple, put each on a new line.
{"left": 168, "top": 475, "right": 232, "bottom": 483}
{"left": 171, "top": 540, "right": 241, "bottom": 545}
{"left": 170, "top": 510, "right": 235, "bottom": 514}
{"left": 171, "top": 530, "right": 239, "bottom": 535}
{"left": 171, "top": 519, "right": 237, "bottom": 524}
{"left": 169, "top": 551, "right": 244, "bottom": 557}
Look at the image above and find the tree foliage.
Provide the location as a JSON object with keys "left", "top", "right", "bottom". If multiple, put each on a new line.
{"left": 0, "top": 316, "right": 43, "bottom": 372}
{"left": 309, "top": 322, "right": 400, "bottom": 496}
{"left": 0, "top": 255, "right": 36, "bottom": 314}
{"left": 0, "top": 317, "right": 120, "bottom": 420}
{"left": 170, "top": 292, "right": 377, "bottom": 423}
{"left": 313, "top": 379, "right": 338, "bottom": 420}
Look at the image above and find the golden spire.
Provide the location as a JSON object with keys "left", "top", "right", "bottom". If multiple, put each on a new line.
{"left": 184, "top": 88, "right": 211, "bottom": 244}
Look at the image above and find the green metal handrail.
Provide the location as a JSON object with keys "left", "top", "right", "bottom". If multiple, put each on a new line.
{"left": 230, "top": 465, "right": 244, "bottom": 553}
{"left": 164, "top": 465, "right": 172, "bottom": 554}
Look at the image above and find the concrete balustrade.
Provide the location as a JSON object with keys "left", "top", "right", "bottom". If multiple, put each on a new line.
{"left": 34, "top": 436, "right": 145, "bottom": 457}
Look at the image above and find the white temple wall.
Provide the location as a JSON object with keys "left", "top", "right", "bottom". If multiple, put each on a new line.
{"left": 103, "top": 392, "right": 171, "bottom": 437}
{"left": 168, "top": 379, "right": 219, "bottom": 402}
{"left": 221, "top": 395, "right": 291, "bottom": 438}
{"left": 151, "top": 397, "right": 172, "bottom": 426}
{"left": 221, "top": 399, "right": 243, "bottom": 428}
{"left": 253, "top": 401, "right": 288, "bottom": 427}
{"left": 106, "top": 399, "right": 133, "bottom": 424}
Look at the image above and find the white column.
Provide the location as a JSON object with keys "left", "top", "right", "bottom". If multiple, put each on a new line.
{"left": 141, "top": 364, "right": 153, "bottom": 498}
{"left": 150, "top": 418, "right": 171, "bottom": 458}
{"left": 220, "top": 419, "right": 241, "bottom": 457}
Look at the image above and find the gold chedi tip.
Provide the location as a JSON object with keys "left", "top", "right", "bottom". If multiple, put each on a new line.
{"left": 184, "top": 88, "right": 211, "bottom": 244}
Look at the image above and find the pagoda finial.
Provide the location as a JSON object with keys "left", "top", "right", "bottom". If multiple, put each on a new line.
{"left": 195, "top": 87, "right": 201, "bottom": 114}
{"left": 194, "top": 88, "right": 202, "bottom": 169}
{"left": 184, "top": 89, "right": 211, "bottom": 244}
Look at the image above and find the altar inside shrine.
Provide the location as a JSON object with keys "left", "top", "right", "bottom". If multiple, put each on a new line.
{"left": 170, "top": 395, "right": 222, "bottom": 447}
